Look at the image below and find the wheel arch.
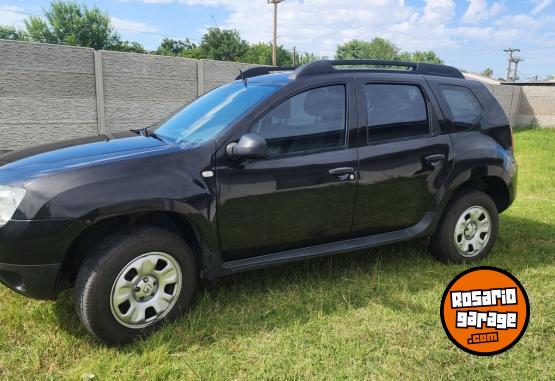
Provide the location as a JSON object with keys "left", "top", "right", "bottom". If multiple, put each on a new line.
{"left": 446, "top": 174, "right": 511, "bottom": 213}
{"left": 60, "top": 210, "right": 207, "bottom": 288}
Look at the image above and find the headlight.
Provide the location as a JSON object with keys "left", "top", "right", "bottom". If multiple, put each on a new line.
{"left": 0, "top": 185, "right": 26, "bottom": 227}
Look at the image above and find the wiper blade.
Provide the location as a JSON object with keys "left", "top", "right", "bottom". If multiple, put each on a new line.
{"left": 148, "top": 131, "right": 165, "bottom": 143}
{"left": 131, "top": 126, "right": 165, "bottom": 142}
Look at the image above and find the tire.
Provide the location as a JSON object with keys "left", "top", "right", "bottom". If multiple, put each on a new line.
{"left": 429, "top": 190, "right": 499, "bottom": 263}
{"left": 74, "top": 226, "right": 197, "bottom": 345}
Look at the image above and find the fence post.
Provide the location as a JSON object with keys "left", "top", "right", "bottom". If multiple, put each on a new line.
{"left": 513, "top": 86, "right": 522, "bottom": 127}
{"left": 197, "top": 59, "right": 204, "bottom": 96}
{"left": 94, "top": 50, "right": 106, "bottom": 134}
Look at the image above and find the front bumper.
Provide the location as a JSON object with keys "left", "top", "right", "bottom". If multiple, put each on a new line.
{"left": 0, "top": 219, "right": 85, "bottom": 300}
{"left": 0, "top": 262, "right": 61, "bottom": 299}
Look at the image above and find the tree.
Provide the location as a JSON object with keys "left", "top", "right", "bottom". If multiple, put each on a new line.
{"left": 24, "top": 1, "right": 119, "bottom": 49}
{"left": 408, "top": 51, "right": 443, "bottom": 64}
{"left": 295, "top": 51, "right": 320, "bottom": 65}
{"left": 241, "top": 42, "right": 291, "bottom": 65}
{"left": 336, "top": 37, "right": 443, "bottom": 64}
{"left": 197, "top": 28, "right": 248, "bottom": 62}
{"left": 336, "top": 38, "right": 399, "bottom": 60}
{"left": 156, "top": 38, "right": 196, "bottom": 56}
{"left": 109, "top": 40, "right": 146, "bottom": 54}
{"left": 0, "top": 26, "right": 28, "bottom": 41}
{"left": 482, "top": 68, "right": 494, "bottom": 77}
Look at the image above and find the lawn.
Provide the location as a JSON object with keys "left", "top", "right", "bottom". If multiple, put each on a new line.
{"left": 0, "top": 129, "right": 553, "bottom": 380}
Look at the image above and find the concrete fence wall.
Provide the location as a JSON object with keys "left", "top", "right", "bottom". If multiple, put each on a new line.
{"left": 0, "top": 41, "right": 98, "bottom": 149}
{"left": 0, "top": 39, "right": 553, "bottom": 151}
{"left": 516, "top": 86, "right": 555, "bottom": 127}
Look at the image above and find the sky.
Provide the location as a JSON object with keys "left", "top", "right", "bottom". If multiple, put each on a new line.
{"left": 0, "top": 0, "right": 554, "bottom": 80}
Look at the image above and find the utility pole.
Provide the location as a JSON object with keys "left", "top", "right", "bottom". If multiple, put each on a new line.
{"left": 292, "top": 46, "right": 296, "bottom": 66}
{"left": 268, "top": 0, "right": 285, "bottom": 66}
{"left": 503, "top": 48, "right": 523, "bottom": 82}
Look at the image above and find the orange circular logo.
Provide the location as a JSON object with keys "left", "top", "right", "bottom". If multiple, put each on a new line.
{"left": 440, "top": 266, "right": 529, "bottom": 356}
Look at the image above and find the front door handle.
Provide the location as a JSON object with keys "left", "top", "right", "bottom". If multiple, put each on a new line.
{"left": 425, "top": 154, "right": 446, "bottom": 166}
{"left": 329, "top": 167, "right": 356, "bottom": 181}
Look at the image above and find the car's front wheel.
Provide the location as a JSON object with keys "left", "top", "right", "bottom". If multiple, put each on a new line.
{"left": 429, "top": 190, "right": 499, "bottom": 263}
{"left": 74, "top": 226, "right": 197, "bottom": 345}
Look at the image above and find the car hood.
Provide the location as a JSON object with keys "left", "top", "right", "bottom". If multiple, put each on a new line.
{"left": 0, "top": 131, "right": 178, "bottom": 185}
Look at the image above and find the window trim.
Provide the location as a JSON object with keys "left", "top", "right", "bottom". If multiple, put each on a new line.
{"left": 363, "top": 82, "right": 432, "bottom": 146}
{"left": 437, "top": 84, "right": 484, "bottom": 130}
{"left": 249, "top": 82, "right": 350, "bottom": 159}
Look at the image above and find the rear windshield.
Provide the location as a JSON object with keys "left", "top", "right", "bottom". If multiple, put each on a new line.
{"left": 155, "top": 82, "right": 281, "bottom": 148}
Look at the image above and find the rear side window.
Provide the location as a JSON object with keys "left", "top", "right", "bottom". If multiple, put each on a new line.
{"left": 439, "top": 85, "right": 482, "bottom": 126}
{"left": 364, "top": 84, "right": 429, "bottom": 143}
{"left": 252, "top": 85, "right": 346, "bottom": 156}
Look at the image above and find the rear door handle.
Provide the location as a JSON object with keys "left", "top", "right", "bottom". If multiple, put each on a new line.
{"left": 425, "top": 154, "right": 446, "bottom": 166}
{"left": 329, "top": 167, "right": 356, "bottom": 181}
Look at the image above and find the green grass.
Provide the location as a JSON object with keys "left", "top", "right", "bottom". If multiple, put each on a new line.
{"left": 1, "top": 129, "right": 554, "bottom": 380}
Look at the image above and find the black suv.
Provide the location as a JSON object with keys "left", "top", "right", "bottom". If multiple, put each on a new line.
{"left": 0, "top": 60, "right": 516, "bottom": 344}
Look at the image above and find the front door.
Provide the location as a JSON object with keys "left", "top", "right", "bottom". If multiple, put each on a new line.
{"left": 352, "top": 79, "right": 454, "bottom": 236}
{"left": 217, "top": 82, "right": 358, "bottom": 261}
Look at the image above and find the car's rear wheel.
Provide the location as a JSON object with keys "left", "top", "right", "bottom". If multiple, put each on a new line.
{"left": 74, "top": 226, "right": 197, "bottom": 345}
{"left": 429, "top": 190, "right": 499, "bottom": 263}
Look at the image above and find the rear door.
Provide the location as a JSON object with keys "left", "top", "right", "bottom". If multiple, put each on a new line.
{"left": 352, "top": 76, "right": 454, "bottom": 236}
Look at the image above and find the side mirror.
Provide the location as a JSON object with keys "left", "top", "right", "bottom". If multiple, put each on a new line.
{"left": 226, "top": 134, "right": 267, "bottom": 160}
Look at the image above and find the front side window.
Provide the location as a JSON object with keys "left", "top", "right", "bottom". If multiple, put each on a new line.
{"left": 365, "top": 84, "right": 429, "bottom": 143}
{"left": 439, "top": 85, "right": 483, "bottom": 127}
{"left": 252, "top": 85, "right": 347, "bottom": 156}
{"left": 155, "top": 82, "right": 280, "bottom": 148}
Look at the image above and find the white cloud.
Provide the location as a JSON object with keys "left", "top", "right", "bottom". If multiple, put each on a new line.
{"left": 532, "top": 0, "right": 552, "bottom": 15}
{"left": 116, "top": 0, "right": 555, "bottom": 63}
{"left": 171, "top": 0, "right": 461, "bottom": 57}
{"left": 461, "top": 0, "right": 505, "bottom": 24}
{"left": 421, "top": 0, "right": 456, "bottom": 24}
{"left": 111, "top": 17, "right": 160, "bottom": 33}
{"left": 0, "top": 5, "right": 27, "bottom": 28}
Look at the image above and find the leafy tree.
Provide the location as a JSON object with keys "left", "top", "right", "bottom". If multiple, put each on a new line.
{"left": 336, "top": 37, "right": 443, "bottom": 64}
{"left": 25, "top": 1, "right": 119, "bottom": 49}
{"left": 0, "top": 25, "right": 28, "bottom": 41}
{"left": 481, "top": 68, "right": 494, "bottom": 77}
{"left": 156, "top": 38, "right": 196, "bottom": 56}
{"left": 241, "top": 42, "right": 291, "bottom": 66}
{"left": 336, "top": 38, "right": 399, "bottom": 60}
{"left": 295, "top": 51, "right": 320, "bottom": 65}
{"left": 109, "top": 40, "right": 146, "bottom": 54}
{"left": 408, "top": 51, "right": 443, "bottom": 64}
{"left": 197, "top": 28, "right": 248, "bottom": 62}
{"left": 545, "top": 74, "right": 554, "bottom": 81}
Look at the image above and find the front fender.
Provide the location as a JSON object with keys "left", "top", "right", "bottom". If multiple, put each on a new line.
{"left": 14, "top": 145, "right": 219, "bottom": 252}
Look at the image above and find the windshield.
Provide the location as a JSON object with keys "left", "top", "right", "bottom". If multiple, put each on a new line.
{"left": 154, "top": 82, "right": 281, "bottom": 148}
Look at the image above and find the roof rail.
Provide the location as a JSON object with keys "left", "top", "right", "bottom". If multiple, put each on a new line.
{"left": 234, "top": 66, "right": 297, "bottom": 80}
{"left": 290, "top": 60, "right": 464, "bottom": 79}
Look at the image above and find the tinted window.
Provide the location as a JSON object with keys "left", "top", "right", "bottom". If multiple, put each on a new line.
{"left": 439, "top": 85, "right": 482, "bottom": 126}
{"left": 155, "top": 82, "right": 280, "bottom": 148}
{"left": 252, "top": 85, "right": 346, "bottom": 156}
{"left": 365, "top": 84, "right": 429, "bottom": 143}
